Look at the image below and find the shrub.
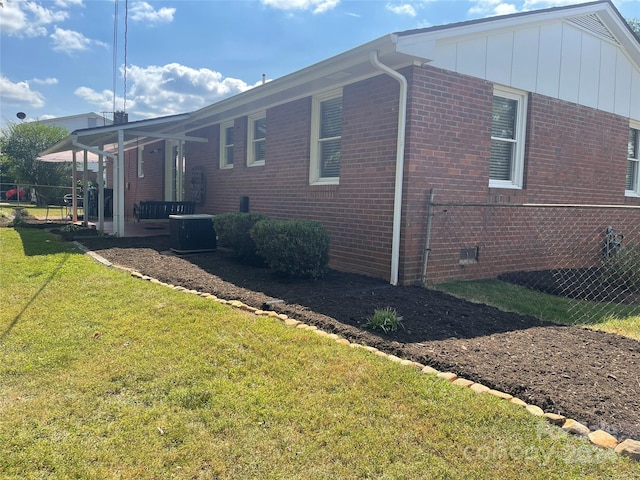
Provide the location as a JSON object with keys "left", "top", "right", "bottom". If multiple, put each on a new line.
{"left": 602, "top": 242, "right": 640, "bottom": 292}
{"left": 250, "top": 219, "right": 329, "bottom": 279}
{"left": 365, "top": 307, "right": 404, "bottom": 333}
{"left": 213, "top": 213, "right": 267, "bottom": 264}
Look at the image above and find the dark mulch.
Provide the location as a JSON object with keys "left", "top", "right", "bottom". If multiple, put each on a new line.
{"left": 78, "top": 235, "right": 640, "bottom": 442}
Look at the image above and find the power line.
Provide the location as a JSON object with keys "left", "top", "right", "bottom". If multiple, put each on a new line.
{"left": 112, "top": 0, "right": 118, "bottom": 117}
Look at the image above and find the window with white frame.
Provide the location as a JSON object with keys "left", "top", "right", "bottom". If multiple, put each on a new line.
{"left": 489, "top": 86, "right": 528, "bottom": 189}
{"left": 220, "top": 121, "right": 234, "bottom": 169}
{"left": 626, "top": 123, "right": 640, "bottom": 196}
{"left": 247, "top": 113, "right": 266, "bottom": 166}
{"left": 310, "top": 91, "right": 342, "bottom": 184}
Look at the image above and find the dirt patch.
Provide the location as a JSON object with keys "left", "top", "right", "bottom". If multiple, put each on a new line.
{"left": 79, "top": 235, "right": 640, "bottom": 442}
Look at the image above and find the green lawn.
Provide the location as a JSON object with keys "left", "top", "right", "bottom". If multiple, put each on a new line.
{"left": 435, "top": 280, "right": 640, "bottom": 341}
{"left": 1, "top": 228, "right": 638, "bottom": 479}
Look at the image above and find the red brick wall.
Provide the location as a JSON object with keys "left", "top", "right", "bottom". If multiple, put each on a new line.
{"left": 183, "top": 64, "right": 638, "bottom": 285}
{"left": 185, "top": 76, "right": 401, "bottom": 280}
{"left": 399, "top": 66, "right": 639, "bottom": 285}
{"left": 107, "top": 140, "right": 167, "bottom": 221}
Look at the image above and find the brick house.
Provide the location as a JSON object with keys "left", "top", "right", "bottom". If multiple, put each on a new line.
{"left": 41, "top": 1, "right": 640, "bottom": 286}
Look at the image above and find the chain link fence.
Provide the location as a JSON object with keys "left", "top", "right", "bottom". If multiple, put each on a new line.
{"left": 425, "top": 202, "right": 640, "bottom": 324}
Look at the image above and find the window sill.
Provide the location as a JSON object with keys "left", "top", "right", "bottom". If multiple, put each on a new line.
{"left": 310, "top": 178, "right": 339, "bottom": 186}
{"left": 489, "top": 180, "right": 522, "bottom": 190}
{"left": 247, "top": 161, "right": 265, "bottom": 167}
{"left": 624, "top": 191, "right": 640, "bottom": 198}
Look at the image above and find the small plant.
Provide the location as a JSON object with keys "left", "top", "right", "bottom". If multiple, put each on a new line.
{"left": 601, "top": 242, "right": 640, "bottom": 292}
{"left": 365, "top": 307, "right": 404, "bottom": 333}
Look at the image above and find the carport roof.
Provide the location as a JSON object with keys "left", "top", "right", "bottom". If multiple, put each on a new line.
{"left": 39, "top": 112, "right": 209, "bottom": 157}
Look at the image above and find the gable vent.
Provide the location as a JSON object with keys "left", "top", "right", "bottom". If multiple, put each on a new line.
{"left": 566, "top": 13, "right": 619, "bottom": 44}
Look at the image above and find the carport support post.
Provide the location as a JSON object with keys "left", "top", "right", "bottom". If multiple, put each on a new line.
{"left": 116, "top": 129, "right": 125, "bottom": 236}
{"left": 98, "top": 150, "right": 104, "bottom": 232}
{"left": 82, "top": 150, "right": 89, "bottom": 227}
{"left": 72, "top": 150, "right": 78, "bottom": 222}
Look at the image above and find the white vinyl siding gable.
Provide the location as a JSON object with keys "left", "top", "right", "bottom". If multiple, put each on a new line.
{"left": 310, "top": 91, "right": 342, "bottom": 185}
{"left": 489, "top": 86, "right": 527, "bottom": 189}
{"left": 394, "top": 12, "right": 640, "bottom": 120}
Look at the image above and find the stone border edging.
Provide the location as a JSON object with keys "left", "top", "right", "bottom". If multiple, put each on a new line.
{"left": 80, "top": 245, "right": 640, "bottom": 462}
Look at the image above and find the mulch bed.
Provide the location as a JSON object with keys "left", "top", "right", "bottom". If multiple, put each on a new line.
{"left": 77, "top": 235, "right": 640, "bottom": 442}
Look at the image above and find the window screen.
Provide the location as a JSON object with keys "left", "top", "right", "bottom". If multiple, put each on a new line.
{"left": 319, "top": 97, "right": 342, "bottom": 178}
{"left": 627, "top": 128, "right": 639, "bottom": 191}
{"left": 224, "top": 125, "right": 234, "bottom": 166}
{"left": 252, "top": 118, "right": 266, "bottom": 164}
{"left": 490, "top": 96, "right": 517, "bottom": 181}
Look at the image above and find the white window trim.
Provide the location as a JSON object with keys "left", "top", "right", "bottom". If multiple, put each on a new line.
{"left": 247, "top": 112, "right": 266, "bottom": 167}
{"left": 220, "top": 120, "right": 234, "bottom": 169}
{"left": 310, "top": 89, "right": 342, "bottom": 186}
{"left": 625, "top": 120, "right": 640, "bottom": 197}
{"left": 489, "top": 85, "right": 528, "bottom": 190}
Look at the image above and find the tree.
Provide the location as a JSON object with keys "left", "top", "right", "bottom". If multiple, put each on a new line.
{"left": 0, "top": 121, "right": 70, "bottom": 203}
{"left": 628, "top": 18, "right": 640, "bottom": 37}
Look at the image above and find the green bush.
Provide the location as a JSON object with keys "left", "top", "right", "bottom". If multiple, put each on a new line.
{"left": 602, "top": 242, "right": 640, "bottom": 291}
{"left": 251, "top": 219, "right": 329, "bottom": 279}
{"left": 213, "top": 213, "right": 268, "bottom": 264}
{"left": 365, "top": 307, "right": 404, "bottom": 333}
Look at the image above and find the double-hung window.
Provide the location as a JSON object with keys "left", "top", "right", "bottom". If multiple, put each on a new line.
{"left": 247, "top": 113, "right": 266, "bottom": 166}
{"left": 627, "top": 123, "right": 640, "bottom": 196}
{"left": 220, "top": 120, "right": 234, "bottom": 169}
{"left": 490, "top": 86, "right": 527, "bottom": 189}
{"left": 310, "top": 91, "right": 342, "bottom": 184}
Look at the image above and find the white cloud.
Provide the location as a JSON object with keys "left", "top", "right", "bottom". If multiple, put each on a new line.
{"left": 129, "top": 1, "right": 176, "bottom": 24}
{"left": 0, "top": 1, "right": 46, "bottom": 37}
{"left": 469, "top": 0, "right": 588, "bottom": 17}
{"left": 469, "top": 0, "right": 515, "bottom": 16}
{"left": 74, "top": 86, "right": 126, "bottom": 115}
{"left": 386, "top": 3, "right": 417, "bottom": 17}
{"left": 0, "top": 75, "right": 46, "bottom": 108}
{"left": 74, "top": 63, "right": 258, "bottom": 118}
{"left": 261, "top": 0, "right": 340, "bottom": 14}
{"left": 31, "top": 77, "right": 59, "bottom": 86}
{"left": 54, "top": 0, "right": 84, "bottom": 6}
{"left": 50, "top": 27, "right": 107, "bottom": 54}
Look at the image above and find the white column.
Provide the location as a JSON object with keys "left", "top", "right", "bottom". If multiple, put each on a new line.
{"left": 72, "top": 151, "right": 78, "bottom": 222}
{"left": 82, "top": 150, "right": 89, "bottom": 227}
{"left": 116, "top": 129, "right": 125, "bottom": 236}
{"left": 98, "top": 150, "right": 104, "bottom": 232}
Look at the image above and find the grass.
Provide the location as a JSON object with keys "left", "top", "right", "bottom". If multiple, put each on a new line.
{"left": 0, "top": 202, "right": 65, "bottom": 222}
{"left": 435, "top": 279, "right": 640, "bottom": 341}
{"left": 1, "top": 228, "right": 639, "bottom": 479}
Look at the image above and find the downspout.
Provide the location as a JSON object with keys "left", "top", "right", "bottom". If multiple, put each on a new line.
{"left": 369, "top": 50, "right": 407, "bottom": 286}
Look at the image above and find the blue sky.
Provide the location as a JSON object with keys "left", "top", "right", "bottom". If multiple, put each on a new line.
{"left": 1, "top": 0, "right": 638, "bottom": 126}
